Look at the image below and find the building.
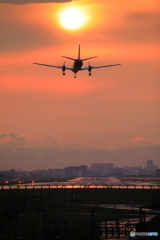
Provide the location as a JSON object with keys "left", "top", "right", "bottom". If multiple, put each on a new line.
{"left": 147, "top": 160, "right": 154, "bottom": 169}
{"left": 147, "top": 160, "right": 158, "bottom": 173}
{"left": 53, "top": 169, "right": 65, "bottom": 178}
{"left": 65, "top": 166, "right": 80, "bottom": 178}
{"left": 79, "top": 165, "right": 88, "bottom": 176}
{"left": 89, "top": 163, "right": 114, "bottom": 175}
{"left": 65, "top": 165, "right": 88, "bottom": 178}
{"left": 155, "top": 169, "right": 160, "bottom": 177}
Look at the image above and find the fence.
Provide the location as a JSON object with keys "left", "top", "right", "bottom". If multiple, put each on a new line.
{"left": 0, "top": 185, "right": 160, "bottom": 239}
{"left": 0, "top": 184, "right": 160, "bottom": 205}
{"left": 0, "top": 198, "right": 147, "bottom": 240}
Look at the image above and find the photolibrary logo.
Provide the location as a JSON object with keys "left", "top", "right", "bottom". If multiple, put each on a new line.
{"left": 130, "top": 231, "right": 158, "bottom": 237}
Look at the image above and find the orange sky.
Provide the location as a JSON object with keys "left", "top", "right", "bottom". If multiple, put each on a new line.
{"left": 0, "top": 0, "right": 160, "bottom": 170}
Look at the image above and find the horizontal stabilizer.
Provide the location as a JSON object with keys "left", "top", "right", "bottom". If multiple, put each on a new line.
{"left": 61, "top": 56, "right": 76, "bottom": 61}
{"left": 82, "top": 56, "right": 97, "bottom": 61}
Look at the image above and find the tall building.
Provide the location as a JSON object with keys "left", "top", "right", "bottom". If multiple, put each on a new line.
{"left": 147, "top": 160, "right": 158, "bottom": 174}
{"left": 80, "top": 165, "right": 88, "bottom": 176}
{"left": 147, "top": 160, "right": 154, "bottom": 169}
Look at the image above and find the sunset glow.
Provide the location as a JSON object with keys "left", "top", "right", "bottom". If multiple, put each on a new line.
{"left": 59, "top": 7, "right": 86, "bottom": 30}
{"left": 0, "top": 0, "right": 159, "bottom": 170}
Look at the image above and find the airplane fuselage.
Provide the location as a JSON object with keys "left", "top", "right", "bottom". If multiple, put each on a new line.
{"left": 72, "top": 59, "right": 83, "bottom": 73}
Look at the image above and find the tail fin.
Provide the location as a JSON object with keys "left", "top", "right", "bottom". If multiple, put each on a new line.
{"left": 78, "top": 43, "right": 81, "bottom": 59}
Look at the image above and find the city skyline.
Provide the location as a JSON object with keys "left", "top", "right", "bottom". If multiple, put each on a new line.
{"left": 0, "top": 0, "right": 159, "bottom": 170}
{"left": 1, "top": 159, "right": 159, "bottom": 183}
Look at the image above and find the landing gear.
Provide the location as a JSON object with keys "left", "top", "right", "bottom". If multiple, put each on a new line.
{"left": 62, "top": 71, "right": 65, "bottom": 75}
{"left": 89, "top": 71, "right": 92, "bottom": 76}
{"left": 74, "top": 73, "right": 76, "bottom": 78}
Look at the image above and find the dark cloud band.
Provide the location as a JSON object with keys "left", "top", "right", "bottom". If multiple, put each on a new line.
{"left": 0, "top": 0, "right": 72, "bottom": 4}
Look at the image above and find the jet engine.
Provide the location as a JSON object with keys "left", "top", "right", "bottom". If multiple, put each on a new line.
{"left": 88, "top": 65, "right": 92, "bottom": 76}
{"left": 62, "top": 64, "right": 66, "bottom": 75}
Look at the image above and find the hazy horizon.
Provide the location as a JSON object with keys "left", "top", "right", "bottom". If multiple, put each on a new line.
{"left": 0, "top": 132, "right": 160, "bottom": 170}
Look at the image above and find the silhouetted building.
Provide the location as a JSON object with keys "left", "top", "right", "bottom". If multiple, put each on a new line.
{"left": 147, "top": 160, "right": 154, "bottom": 169}
{"left": 90, "top": 163, "right": 114, "bottom": 175}
{"left": 146, "top": 160, "right": 158, "bottom": 174}
{"left": 155, "top": 169, "right": 160, "bottom": 177}
{"left": 80, "top": 165, "right": 88, "bottom": 176}
{"left": 53, "top": 169, "right": 65, "bottom": 178}
{"left": 65, "top": 166, "right": 79, "bottom": 178}
{"left": 65, "top": 165, "right": 88, "bottom": 178}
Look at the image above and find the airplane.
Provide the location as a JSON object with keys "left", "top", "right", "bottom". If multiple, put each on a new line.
{"left": 33, "top": 44, "right": 121, "bottom": 78}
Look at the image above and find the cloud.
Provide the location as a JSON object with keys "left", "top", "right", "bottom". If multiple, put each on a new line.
{"left": 9, "top": 132, "right": 18, "bottom": 139}
{"left": 106, "top": 11, "right": 160, "bottom": 44}
{"left": 0, "top": 0, "right": 72, "bottom": 4}
{"left": 131, "top": 136, "right": 160, "bottom": 145}
{"left": 0, "top": 133, "right": 63, "bottom": 149}
{"left": 105, "top": 138, "right": 119, "bottom": 146}
{"left": 0, "top": 133, "right": 8, "bottom": 139}
{"left": 0, "top": 20, "right": 61, "bottom": 53}
{"left": 0, "top": 146, "right": 115, "bottom": 170}
{"left": 41, "top": 136, "right": 62, "bottom": 146}
{"left": 0, "top": 132, "right": 26, "bottom": 147}
{"left": 1, "top": 145, "right": 160, "bottom": 170}
{"left": 127, "top": 11, "right": 159, "bottom": 22}
{"left": 0, "top": 133, "right": 160, "bottom": 170}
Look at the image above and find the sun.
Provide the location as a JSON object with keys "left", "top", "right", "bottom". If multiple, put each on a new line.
{"left": 59, "top": 7, "right": 86, "bottom": 30}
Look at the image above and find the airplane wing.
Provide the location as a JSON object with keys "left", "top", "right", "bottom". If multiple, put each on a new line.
{"left": 81, "top": 64, "right": 121, "bottom": 70}
{"left": 33, "top": 62, "right": 73, "bottom": 70}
